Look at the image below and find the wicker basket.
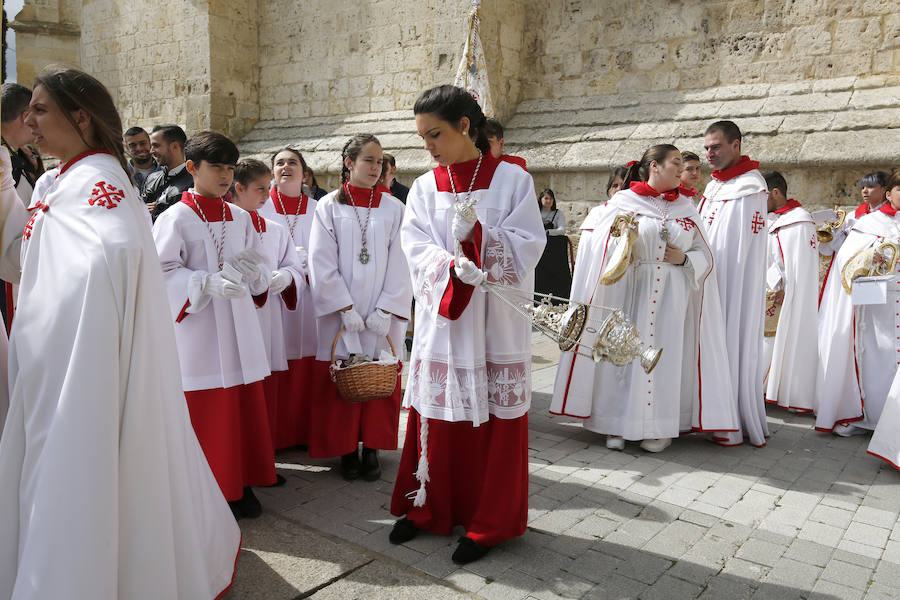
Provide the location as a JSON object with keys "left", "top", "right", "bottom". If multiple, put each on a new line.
{"left": 329, "top": 328, "right": 400, "bottom": 403}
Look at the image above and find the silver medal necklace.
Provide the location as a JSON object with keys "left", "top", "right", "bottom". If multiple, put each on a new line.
{"left": 345, "top": 183, "right": 375, "bottom": 264}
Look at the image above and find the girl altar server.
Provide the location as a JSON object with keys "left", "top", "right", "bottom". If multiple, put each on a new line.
{"left": 388, "top": 85, "right": 545, "bottom": 565}
{"left": 308, "top": 134, "right": 411, "bottom": 481}
{"left": 232, "top": 158, "right": 305, "bottom": 464}
{"left": 550, "top": 145, "right": 739, "bottom": 453}
{"left": 258, "top": 147, "right": 317, "bottom": 449}
{"left": 817, "top": 171, "right": 900, "bottom": 436}
{"left": 153, "top": 131, "right": 276, "bottom": 518}
{"left": 0, "top": 67, "right": 239, "bottom": 599}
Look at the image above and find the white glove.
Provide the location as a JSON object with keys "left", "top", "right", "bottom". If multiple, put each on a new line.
{"left": 295, "top": 246, "right": 309, "bottom": 273}
{"left": 270, "top": 269, "right": 293, "bottom": 294}
{"left": 202, "top": 271, "right": 247, "bottom": 299}
{"left": 365, "top": 309, "right": 392, "bottom": 337}
{"left": 0, "top": 147, "right": 14, "bottom": 193}
{"left": 340, "top": 308, "right": 365, "bottom": 333}
{"left": 455, "top": 256, "right": 486, "bottom": 286}
{"left": 452, "top": 212, "right": 475, "bottom": 242}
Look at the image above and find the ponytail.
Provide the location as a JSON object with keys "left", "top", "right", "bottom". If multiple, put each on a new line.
{"left": 621, "top": 144, "right": 680, "bottom": 189}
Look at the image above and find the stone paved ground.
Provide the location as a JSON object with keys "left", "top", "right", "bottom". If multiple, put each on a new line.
{"left": 227, "top": 333, "right": 900, "bottom": 600}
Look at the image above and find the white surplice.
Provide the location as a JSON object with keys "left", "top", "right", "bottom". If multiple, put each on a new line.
{"left": 868, "top": 365, "right": 900, "bottom": 469}
{"left": 249, "top": 212, "right": 304, "bottom": 373}
{"left": 308, "top": 187, "right": 411, "bottom": 361}
{"left": 402, "top": 156, "right": 546, "bottom": 425}
{"left": 153, "top": 196, "right": 270, "bottom": 391}
{"left": 550, "top": 188, "right": 739, "bottom": 440}
{"left": 763, "top": 203, "right": 819, "bottom": 412}
{"left": 698, "top": 163, "right": 769, "bottom": 446}
{"left": 816, "top": 208, "right": 900, "bottom": 432}
{"left": 818, "top": 202, "right": 883, "bottom": 303}
{"left": 259, "top": 190, "right": 318, "bottom": 360}
{"left": 0, "top": 152, "right": 239, "bottom": 600}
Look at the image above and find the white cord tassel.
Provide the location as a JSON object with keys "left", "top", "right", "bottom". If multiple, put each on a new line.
{"left": 408, "top": 416, "right": 430, "bottom": 507}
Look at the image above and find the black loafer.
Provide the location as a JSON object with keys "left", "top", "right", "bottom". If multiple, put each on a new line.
{"left": 340, "top": 450, "right": 361, "bottom": 480}
{"left": 389, "top": 517, "right": 419, "bottom": 544}
{"left": 236, "top": 487, "right": 262, "bottom": 519}
{"left": 451, "top": 536, "right": 490, "bottom": 564}
{"left": 360, "top": 447, "right": 381, "bottom": 481}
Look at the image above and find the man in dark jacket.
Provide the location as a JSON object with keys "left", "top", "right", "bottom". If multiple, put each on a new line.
{"left": 142, "top": 124, "right": 192, "bottom": 219}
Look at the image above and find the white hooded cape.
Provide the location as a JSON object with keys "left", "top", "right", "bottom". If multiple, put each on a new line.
{"left": 0, "top": 152, "right": 239, "bottom": 599}
{"left": 763, "top": 205, "right": 819, "bottom": 412}
{"left": 550, "top": 189, "right": 739, "bottom": 440}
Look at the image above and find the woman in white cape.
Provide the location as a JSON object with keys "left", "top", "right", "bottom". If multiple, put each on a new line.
{"left": 551, "top": 144, "right": 739, "bottom": 452}
{"left": 0, "top": 66, "right": 239, "bottom": 599}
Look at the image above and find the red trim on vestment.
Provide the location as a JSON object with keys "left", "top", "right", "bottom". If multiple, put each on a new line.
{"left": 773, "top": 199, "right": 802, "bottom": 215}
{"left": 270, "top": 186, "right": 309, "bottom": 214}
{"left": 175, "top": 299, "right": 191, "bottom": 323}
{"left": 433, "top": 152, "right": 502, "bottom": 193}
{"left": 248, "top": 210, "right": 267, "bottom": 233}
{"left": 867, "top": 450, "right": 900, "bottom": 471}
{"left": 180, "top": 192, "right": 234, "bottom": 222}
{"left": 501, "top": 154, "right": 527, "bottom": 171}
{"left": 59, "top": 149, "right": 111, "bottom": 174}
{"left": 281, "top": 279, "right": 298, "bottom": 310}
{"left": 855, "top": 202, "right": 876, "bottom": 218}
{"left": 438, "top": 221, "right": 483, "bottom": 320}
{"left": 4, "top": 281, "right": 13, "bottom": 334}
{"left": 764, "top": 398, "right": 814, "bottom": 414}
{"left": 212, "top": 534, "right": 242, "bottom": 600}
{"left": 777, "top": 232, "right": 785, "bottom": 265}
{"left": 252, "top": 290, "right": 268, "bottom": 308}
{"left": 711, "top": 156, "right": 759, "bottom": 181}
{"left": 817, "top": 312, "right": 866, "bottom": 432}
{"left": 692, "top": 217, "right": 714, "bottom": 429}
{"left": 629, "top": 181, "right": 678, "bottom": 201}
{"left": 345, "top": 183, "right": 389, "bottom": 208}
{"left": 678, "top": 185, "right": 697, "bottom": 198}
{"left": 880, "top": 203, "right": 898, "bottom": 217}
{"left": 819, "top": 255, "right": 835, "bottom": 308}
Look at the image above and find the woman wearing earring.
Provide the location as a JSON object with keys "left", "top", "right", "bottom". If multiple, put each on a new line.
{"left": 388, "top": 85, "right": 545, "bottom": 564}
{"left": 551, "top": 144, "right": 739, "bottom": 453}
{"left": 307, "top": 134, "right": 411, "bottom": 481}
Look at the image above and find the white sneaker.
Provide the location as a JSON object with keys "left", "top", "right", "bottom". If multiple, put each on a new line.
{"left": 606, "top": 435, "right": 625, "bottom": 451}
{"left": 834, "top": 423, "right": 868, "bottom": 437}
{"left": 640, "top": 438, "right": 672, "bottom": 453}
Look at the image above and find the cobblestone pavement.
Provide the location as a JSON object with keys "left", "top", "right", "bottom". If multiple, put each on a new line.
{"left": 227, "top": 334, "right": 900, "bottom": 599}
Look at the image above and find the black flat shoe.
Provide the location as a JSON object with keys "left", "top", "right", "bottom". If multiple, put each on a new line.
{"left": 389, "top": 517, "right": 419, "bottom": 544}
{"left": 228, "top": 501, "right": 243, "bottom": 521}
{"left": 451, "top": 536, "right": 490, "bottom": 564}
{"left": 236, "top": 487, "right": 262, "bottom": 519}
{"left": 340, "top": 450, "right": 361, "bottom": 480}
{"left": 360, "top": 447, "right": 381, "bottom": 481}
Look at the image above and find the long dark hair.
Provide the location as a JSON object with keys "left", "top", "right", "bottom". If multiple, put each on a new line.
{"left": 413, "top": 85, "right": 490, "bottom": 154}
{"left": 622, "top": 144, "right": 680, "bottom": 188}
{"left": 337, "top": 133, "right": 381, "bottom": 205}
{"left": 34, "top": 65, "right": 132, "bottom": 184}
{"left": 538, "top": 188, "right": 556, "bottom": 211}
{"left": 606, "top": 166, "right": 628, "bottom": 197}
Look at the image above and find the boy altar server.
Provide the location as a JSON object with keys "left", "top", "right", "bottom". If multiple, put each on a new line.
{"left": 761, "top": 171, "right": 818, "bottom": 413}
{"left": 153, "top": 131, "right": 276, "bottom": 518}
{"left": 697, "top": 120, "right": 769, "bottom": 447}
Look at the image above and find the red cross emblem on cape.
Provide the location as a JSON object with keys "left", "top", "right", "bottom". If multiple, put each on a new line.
{"left": 809, "top": 234, "right": 817, "bottom": 249}
{"left": 676, "top": 218, "right": 696, "bottom": 231}
{"left": 751, "top": 211, "right": 765, "bottom": 234}
{"left": 88, "top": 181, "right": 125, "bottom": 209}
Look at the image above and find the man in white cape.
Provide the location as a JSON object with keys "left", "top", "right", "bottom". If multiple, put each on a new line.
{"left": 0, "top": 150, "right": 239, "bottom": 599}
{"left": 761, "top": 172, "right": 818, "bottom": 413}
{"left": 697, "top": 120, "right": 769, "bottom": 447}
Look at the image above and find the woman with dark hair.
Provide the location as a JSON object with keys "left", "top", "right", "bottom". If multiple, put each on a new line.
{"left": 257, "top": 147, "right": 319, "bottom": 449}
{"left": 308, "top": 134, "right": 411, "bottom": 481}
{"left": 0, "top": 66, "right": 239, "bottom": 598}
{"left": 606, "top": 166, "right": 628, "bottom": 198}
{"left": 534, "top": 188, "right": 572, "bottom": 302}
{"left": 551, "top": 144, "right": 738, "bottom": 454}
{"left": 304, "top": 165, "right": 327, "bottom": 200}
{"left": 388, "top": 85, "right": 545, "bottom": 564}
{"left": 817, "top": 170, "right": 900, "bottom": 437}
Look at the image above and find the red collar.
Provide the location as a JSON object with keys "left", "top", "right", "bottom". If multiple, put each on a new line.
{"left": 880, "top": 203, "right": 898, "bottom": 217}
{"left": 345, "top": 183, "right": 389, "bottom": 208}
{"left": 248, "top": 210, "right": 266, "bottom": 233}
{"left": 711, "top": 156, "right": 759, "bottom": 182}
{"left": 270, "top": 186, "right": 309, "bottom": 215}
{"left": 433, "top": 152, "right": 502, "bottom": 194}
{"left": 856, "top": 201, "right": 885, "bottom": 218}
{"left": 500, "top": 154, "right": 527, "bottom": 171}
{"left": 630, "top": 181, "right": 679, "bottom": 201}
{"left": 180, "top": 192, "right": 233, "bottom": 222}
{"left": 678, "top": 185, "right": 697, "bottom": 198}
{"left": 58, "top": 149, "right": 111, "bottom": 175}
{"left": 773, "top": 198, "right": 802, "bottom": 215}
